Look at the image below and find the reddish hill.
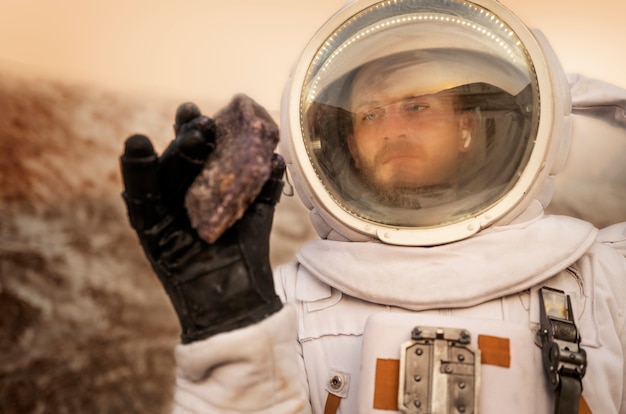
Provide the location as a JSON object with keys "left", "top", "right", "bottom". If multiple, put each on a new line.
{"left": 0, "top": 73, "right": 182, "bottom": 413}
{"left": 0, "top": 72, "right": 315, "bottom": 413}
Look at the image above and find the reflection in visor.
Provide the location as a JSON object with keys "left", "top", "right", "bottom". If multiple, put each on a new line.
{"left": 300, "top": 0, "right": 539, "bottom": 228}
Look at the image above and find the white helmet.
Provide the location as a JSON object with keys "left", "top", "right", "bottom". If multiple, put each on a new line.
{"left": 280, "top": 0, "right": 571, "bottom": 246}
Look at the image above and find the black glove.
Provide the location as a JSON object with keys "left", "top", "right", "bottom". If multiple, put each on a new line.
{"left": 120, "top": 103, "right": 284, "bottom": 344}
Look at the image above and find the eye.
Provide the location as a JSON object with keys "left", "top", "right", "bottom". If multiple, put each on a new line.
{"left": 360, "top": 108, "right": 384, "bottom": 122}
{"left": 403, "top": 99, "right": 428, "bottom": 113}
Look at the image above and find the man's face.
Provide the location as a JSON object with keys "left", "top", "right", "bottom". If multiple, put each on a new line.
{"left": 348, "top": 71, "right": 472, "bottom": 197}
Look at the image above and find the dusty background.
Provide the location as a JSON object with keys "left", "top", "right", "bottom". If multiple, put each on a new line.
{"left": 0, "top": 1, "right": 624, "bottom": 413}
{"left": 0, "top": 74, "right": 316, "bottom": 413}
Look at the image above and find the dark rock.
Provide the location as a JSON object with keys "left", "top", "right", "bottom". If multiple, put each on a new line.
{"left": 185, "top": 94, "right": 280, "bottom": 243}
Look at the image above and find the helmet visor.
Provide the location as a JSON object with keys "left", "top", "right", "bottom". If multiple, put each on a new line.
{"left": 300, "top": 0, "right": 539, "bottom": 228}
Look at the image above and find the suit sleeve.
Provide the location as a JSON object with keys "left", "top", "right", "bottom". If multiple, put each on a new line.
{"left": 171, "top": 303, "right": 311, "bottom": 413}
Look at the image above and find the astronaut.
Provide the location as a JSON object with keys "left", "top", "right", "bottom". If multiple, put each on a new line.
{"left": 120, "top": 0, "right": 626, "bottom": 413}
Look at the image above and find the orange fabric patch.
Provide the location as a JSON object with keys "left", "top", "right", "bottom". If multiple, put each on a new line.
{"left": 373, "top": 359, "right": 400, "bottom": 410}
{"left": 323, "top": 393, "right": 341, "bottom": 414}
{"left": 579, "top": 395, "right": 592, "bottom": 414}
{"left": 478, "top": 335, "right": 511, "bottom": 368}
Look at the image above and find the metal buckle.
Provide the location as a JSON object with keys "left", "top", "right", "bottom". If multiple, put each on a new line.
{"left": 537, "top": 287, "right": 587, "bottom": 413}
{"left": 536, "top": 287, "right": 587, "bottom": 391}
{"left": 399, "top": 326, "right": 480, "bottom": 414}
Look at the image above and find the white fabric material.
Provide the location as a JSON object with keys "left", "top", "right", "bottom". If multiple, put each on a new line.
{"left": 278, "top": 221, "right": 626, "bottom": 413}
{"left": 599, "top": 223, "right": 626, "bottom": 255}
{"left": 569, "top": 73, "right": 626, "bottom": 128}
{"left": 172, "top": 306, "right": 310, "bottom": 414}
{"left": 295, "top": 214, "right": 597, "bottom": 310}
{"left": 548, "top": 76, "right": 626, "bottom": 227}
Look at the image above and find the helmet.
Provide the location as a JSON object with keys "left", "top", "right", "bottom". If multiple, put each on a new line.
{"left": 280, "top": 0, "right": 571, "bottom": 246}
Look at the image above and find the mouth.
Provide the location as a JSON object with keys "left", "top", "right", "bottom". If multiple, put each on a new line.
{"left": 383, "top": 154, "right": 415, "bottom": 162}
{"left": 380, "top": 152, "right": 422, "bottom": 166}
{"left": 376, "top": 142, "right": 424, "bottom": 166}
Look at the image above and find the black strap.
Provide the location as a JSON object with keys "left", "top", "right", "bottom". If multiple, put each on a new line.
{"left": 537, "top": 287, "right": 587, "bottom": 414}
{"left": 555, "top": 375, "right": 582, "bottom": 414}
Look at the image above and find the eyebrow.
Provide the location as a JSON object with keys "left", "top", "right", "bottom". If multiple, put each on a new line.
{"left": 352, "top": 100, "right": 381, "bottom": 112}
{"left": 352, "top": 95, "right": 432, "bottom": 112}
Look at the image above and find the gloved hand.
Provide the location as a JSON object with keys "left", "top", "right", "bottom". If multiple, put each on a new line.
{"left": 120, "top": 103, "right": 284, "bottom": 344}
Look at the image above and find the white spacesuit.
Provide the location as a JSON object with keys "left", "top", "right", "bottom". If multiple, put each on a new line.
{"left": 122, "top": 0, "right": 626, "bottom": 413}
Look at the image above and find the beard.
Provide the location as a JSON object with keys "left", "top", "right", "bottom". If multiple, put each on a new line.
{"left": 357, "top": 162, "right": 456, "bottom": 209}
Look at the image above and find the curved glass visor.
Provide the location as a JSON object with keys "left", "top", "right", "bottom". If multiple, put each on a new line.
{"left": 300, "top": 0, "right": 539, "bottom": 228}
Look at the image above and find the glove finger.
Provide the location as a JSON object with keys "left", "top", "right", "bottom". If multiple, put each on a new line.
{"left": 159, "top": 119, "right": 216, "bottom": 207}
{"left": 120, "top": 134, "right": 167, "bottom": 231}
{"left": 120, "top": 134, "right": 159, "bottom": 200}
{"left": 176, "top": 113, "right": 216, "bottom": 140}
{"left": 174, "top": 102, "right": 202, "bottom": 135}
{"left": 254, "top": 153, "right": 286, "bottom": 206}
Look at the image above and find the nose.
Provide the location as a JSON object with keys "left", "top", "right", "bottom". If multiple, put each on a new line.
{"left": 382, "top": 105, "right": 411, "bottom": 140}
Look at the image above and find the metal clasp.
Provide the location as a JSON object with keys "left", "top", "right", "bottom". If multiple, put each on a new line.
{"left": 399, "top": 326, "right": 480, "bottom": 414}
{"left": 536, "top": 287, "right": 587, "bottom": 390}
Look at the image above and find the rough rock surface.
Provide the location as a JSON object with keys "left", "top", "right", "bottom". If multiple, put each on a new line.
{"left": 185, "top": 94, "right": 280, "bottom": 243}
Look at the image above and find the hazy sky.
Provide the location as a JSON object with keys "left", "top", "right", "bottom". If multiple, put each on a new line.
{"left": 0, "top": 0, "right": 624, "bottom": 111}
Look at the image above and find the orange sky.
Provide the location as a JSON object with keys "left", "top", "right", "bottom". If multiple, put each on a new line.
{"left": 0, "top": 0, "right": 624, "bottom": 111}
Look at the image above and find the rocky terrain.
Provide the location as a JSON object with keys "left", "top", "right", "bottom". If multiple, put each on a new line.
{"left": 0, "top": 69, "right": 623, "bottom": 413}
{"left": 0, "top": 71, "right": 316, "bottom": 413}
